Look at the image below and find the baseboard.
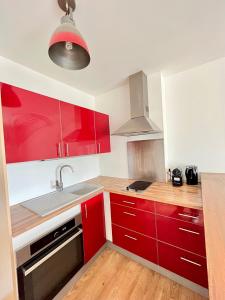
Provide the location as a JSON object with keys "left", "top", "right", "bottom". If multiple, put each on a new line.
{"left": 108, "top": 242, "right": 209, "bottom": 299}
{"left": 53, "top": 243, "right": 108, "bottom": 300}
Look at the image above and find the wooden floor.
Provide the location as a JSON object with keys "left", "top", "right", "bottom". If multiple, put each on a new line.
{"left": 63, "top": 248, "right": 206, "bottom": 300}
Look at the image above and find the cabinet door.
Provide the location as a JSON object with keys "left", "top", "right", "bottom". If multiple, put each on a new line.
{"left": 95, "top": 112, "right": 111, "bottom": 153}
{"left": 60, "top": 102, "right": 96, "bottom": 156}
{"left": 156, "top": 214, "right": 206, "bottom": 256}
{"left": 81, "top": 193, "right": 106, "bottom": 262}
{"left": 112, "top": 224, "right": 157, "bottom": 263}
{"left": 111, "top": 203, "right": 156, "bottom": 238}
{"left": 158, "top": 241, "right": 208, "bottom": 288}
{"left": 1, "top": 84, "right": 61, "bottom": 163}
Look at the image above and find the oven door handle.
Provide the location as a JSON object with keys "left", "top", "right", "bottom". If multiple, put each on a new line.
{"left": 22, "top": 228, "right": 83, "bottom": 277}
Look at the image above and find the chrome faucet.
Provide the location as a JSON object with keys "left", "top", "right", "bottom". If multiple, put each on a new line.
{"left": 56, "top": 164, "right": 74, "bottom": 192}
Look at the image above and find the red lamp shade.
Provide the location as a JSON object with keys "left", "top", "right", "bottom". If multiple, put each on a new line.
{"left": 48, "top": 16, "right": 90, "bottom": 70}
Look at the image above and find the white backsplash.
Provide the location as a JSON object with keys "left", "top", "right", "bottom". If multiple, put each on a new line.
{"left": 7, "top": 155, "right": 100, "bottom": 206}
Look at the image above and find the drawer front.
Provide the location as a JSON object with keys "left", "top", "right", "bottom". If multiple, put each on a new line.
{"left": 155, "top": 202, "right": 204, "bottom": 225}
{"left": 111, "top": 203, "right": 156, "bottom": 238}
{"left": 156, "top": 215, "right": 206, "bottom": 256}
{"left": 110, "top": 193, "right": 155, "bottom": 213}
{"left": 112, "top": 224, "right": 157, "bottom": 263}
{"left": 158, "top": 242, "right": 208, "bottom": 288}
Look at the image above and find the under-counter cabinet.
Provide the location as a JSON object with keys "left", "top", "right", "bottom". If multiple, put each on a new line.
{"left": 110, "top": 193, "right": 208, "bottom": 288}
{"left": 1, "top": 83, "right": 111, "bottom": 163}
{"left": 110, "top": 193, "right": 157, "bottom": 263}
{"left": 81, "top": 193, "right": 106, "bottom": 262}
{"left": 1, "top": 84, "right": 62, "bottom": 163}
{"left": 60, "top": 102, "right": 96, "bottom": 156}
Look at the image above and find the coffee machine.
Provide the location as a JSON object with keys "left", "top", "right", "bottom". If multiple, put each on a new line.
{"left": 171, "top": 168, "right": 183, "bottom": 186}
{"left": 185, "top": 166, "right": 198, "bottom": 185}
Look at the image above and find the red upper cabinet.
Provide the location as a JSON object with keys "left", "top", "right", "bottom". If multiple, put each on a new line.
{"left": 1, "top": 84, "right": 62, "bottom": 163}
{"left": 1, "top": 84, "right": 111, "bottom": 163}
{"left": 81, "top": 193, "right": 106, "bottom": 263}
{"left": 60, "top": 102, "right": 96, "bottom": 157}
{"left": 95, "top": 112, "right": 111, "bottom": 153}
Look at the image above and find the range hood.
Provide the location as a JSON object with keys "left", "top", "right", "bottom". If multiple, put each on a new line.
{"left": 112, "top": 71, "right": 160, "bottom": 136}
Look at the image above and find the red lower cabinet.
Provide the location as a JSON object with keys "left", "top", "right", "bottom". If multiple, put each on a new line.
{"left": 112, "top": 224, "right": 157, "bottom": 263}
{"left": 110, "top": 193, "right": 155, "bottom": 213}
{"left": 156, "top": 215, "right": 206, "bottom": 256}
{"left": 158, "top": 242, "right": 208, "bottom": 288}
{"left": 110, "top": 193, "right": 208, "bottom": 288}
{"left": 81, "top": 193, "right": 106, "bottom": 263}
{"left": 155, "top": 202, "right": 204, "bottom": 225}
{"left": 111, "top": 203, "right": 156, "bottom": 238}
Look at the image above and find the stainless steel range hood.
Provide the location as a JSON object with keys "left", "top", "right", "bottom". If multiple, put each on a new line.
{"left": 112, "top": 71, "right": 160, "bottom": 136}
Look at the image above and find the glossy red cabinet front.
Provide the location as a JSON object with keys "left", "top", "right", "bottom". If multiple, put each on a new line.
{"left": 1, "top": 83, "right": 111, "bottom": 163}
{"left": 81, "top": 193, "right": 106, "bottom": 263}
{"left": 95, "top": 111, "right": 111, "bottom": 153}
{"left": 110, "top": 193, "right": 208, "bottom": 287}
{"left": 155, "top": 202, "right": 204, "bottom": 225}
{"left": 111, "top": 203, "right": 156, "bottom": 238}
{"left": 60, "top": 102, "right": 96, "bottom": 157}
{"left": 1, "top": 84, "right": 62, "bottom": 163}
{"left": 158, "top": 242, "right": 208, "bottom": 288}
{"left": 110, "top": 193, "right": 155, "bottom": 213}
{"left": 112, "top": 224, "right": 157, "bottom": 263}
{"left": 156, "top": 215, "right": 206, "bottom": 256}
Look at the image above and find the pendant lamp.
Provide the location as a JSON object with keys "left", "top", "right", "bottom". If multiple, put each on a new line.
{"left": 49, "top": 0, "right": 90, "bottom": 70}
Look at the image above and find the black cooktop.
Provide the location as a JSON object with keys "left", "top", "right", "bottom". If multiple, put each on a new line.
{"left": 126, "top": 181, "right": 152, "bottom": 192}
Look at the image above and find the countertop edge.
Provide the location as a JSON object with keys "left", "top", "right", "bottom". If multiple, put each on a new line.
{"left": 11, "top": 176, "right": 202, "bottom": 238}
{"left": 201, "top": 173, "right": 225, "bottom": 300}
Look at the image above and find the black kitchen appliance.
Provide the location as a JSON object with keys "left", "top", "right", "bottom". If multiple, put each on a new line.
{"left": 16, "top": 215, "right": 84, "bottom": 300}
{"left": 185, "top": 166, "right": 198, "bottom": 185}
{"left": 172, "top": 168, "right": 183, "bottom": 186}
{"left": 126, "top": 181, "right": 152, "bottom": 192}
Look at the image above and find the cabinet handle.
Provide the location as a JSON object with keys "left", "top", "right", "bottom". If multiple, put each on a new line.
{"left": 57, "top": 143, "right": 62, "bottom": 158}
{"left": 85, "top": 204, "right": 88, "bottom": 219}
{"left": 179, "top": 227, "right": 200, "bottom": 235}
{"left": 178, "top": 213, "right": 198, "bottom": 220}
{"left": 180, "top": 257, "right": 202, "bottom": 267}
{"left": 124, "top": 234, "right": 137, "bottom": 241}
{"left": 65, "top": 143, "right": 69, "bottom": 156}
{"left": 98, "top": 143, "right": 101, "bottom": 153}
{"left": 122, "top": 200, "right": 135, "bottom": 205}
{"left": 123, "top": 211, "right": 136, "bottom": 217}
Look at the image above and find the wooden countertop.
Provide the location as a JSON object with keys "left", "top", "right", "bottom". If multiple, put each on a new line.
{"left": 201, "top": 173, "right": 225, "bottom": 300}
{"left": 88, "top": 176, "right": 202, "bottom": 209}
{"left": 10, "top": 176, "right": 202, "bottom": 238}
{"left": 10, "top": 188, "right": 104, "bottom": 237}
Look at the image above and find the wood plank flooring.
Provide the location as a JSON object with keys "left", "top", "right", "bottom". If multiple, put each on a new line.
{"left": 63, "top": 248, "right": 206, "bottom": 300}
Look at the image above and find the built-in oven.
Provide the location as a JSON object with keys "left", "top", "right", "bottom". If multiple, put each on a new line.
{"left": 16, "top": 215, "right": 84, "bottom": 300}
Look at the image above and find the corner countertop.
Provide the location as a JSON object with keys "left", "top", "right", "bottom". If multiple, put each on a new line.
{"left": 201, "top": 173, "right": 225, "bottom": 300}
{"left": 10, "top": 176, "right": 202, "bottom": 238}
{"left": 88, "top": 176, "right": 202, "bottom": 209}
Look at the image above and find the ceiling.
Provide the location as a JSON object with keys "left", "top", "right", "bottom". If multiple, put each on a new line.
{"left": 1, "top": 0, "right": 225, "bottom": 95}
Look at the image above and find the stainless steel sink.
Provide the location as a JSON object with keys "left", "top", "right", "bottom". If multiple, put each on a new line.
{"left": 64, "top": 183, "right": 102, "bottom": 196}
{"left": 21, "top": 183, "right": 102, "bottom": 217}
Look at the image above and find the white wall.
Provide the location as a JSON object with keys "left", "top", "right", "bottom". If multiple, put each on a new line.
{"left": 95, "top": 72, "right": 164, "bottom": 178}
{"left": 163, "top": 57, "right": 225, "bottom": 173}
{"left": 0, "top": 56, "right": 100, "bottom": 205}
{"left": 95, "top": 83, "right": 130, "bottom": 178}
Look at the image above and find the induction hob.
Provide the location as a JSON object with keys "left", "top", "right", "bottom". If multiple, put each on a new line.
{"left": 126, "top": 181, "right": 152, "bottom": 192}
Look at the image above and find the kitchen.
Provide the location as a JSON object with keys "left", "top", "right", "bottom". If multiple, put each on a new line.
{"left": 1, "top": 1, "right": 225, "bottom": 300}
